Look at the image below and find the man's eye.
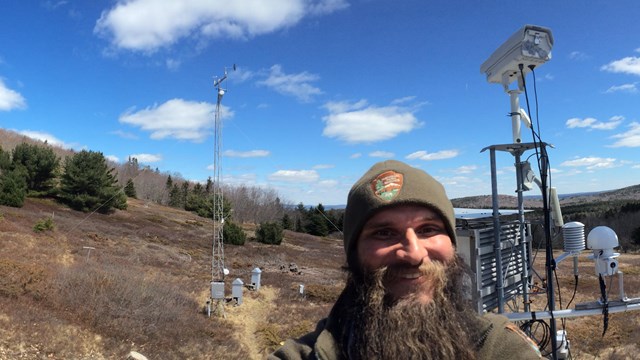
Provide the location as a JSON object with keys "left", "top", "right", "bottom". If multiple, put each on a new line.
{"left": 416, "top": 226, "right": 443, "bottom": 236}
{"left": 373, "top": 229, "right": 395, "bottom": 238}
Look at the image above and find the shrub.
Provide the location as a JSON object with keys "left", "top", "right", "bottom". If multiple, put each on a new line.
{"left": 223, "top": 221, "right": 246, "bottom": 245}
{"left": 33, "top": 217, "right": 55, "bottom": 232}
{"left": 0, "top": 259, "right": 47, "bottom": 300}
{"left": 256, "top": 222, "right": 284, "bottom": 245}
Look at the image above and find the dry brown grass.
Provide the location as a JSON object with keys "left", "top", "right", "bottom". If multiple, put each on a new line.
{"left": 0, "top": 198, "right": 346, "bottom": 359}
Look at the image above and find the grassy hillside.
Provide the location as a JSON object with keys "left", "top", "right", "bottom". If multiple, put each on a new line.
{"left": 0, "top": 198, "right": 342, "bottom": 359}
{"left": 1, "top": 197, "right": 640, "bottom": 359}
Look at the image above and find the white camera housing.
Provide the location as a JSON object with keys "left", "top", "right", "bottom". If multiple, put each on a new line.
{"left": 480, "top": 24, "right": 554, "bottom": 89}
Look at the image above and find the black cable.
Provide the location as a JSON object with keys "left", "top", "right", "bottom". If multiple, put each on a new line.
{"left": 598, "top": 274, "right": 610, "bottom": 336}
{"left": 554, "top": 269, "right": 563, "bottom": 309}
{"left": 522, "top": 319, "right": 551, "bottom": 356}
{"left": 519, "top": 63, "right": 558, "bottom": 360}
{"left": 531, "top": 67, "right": 543, "bottom": 142}
{"left": 565, "top": 275, "right": 579, "bottom": 309}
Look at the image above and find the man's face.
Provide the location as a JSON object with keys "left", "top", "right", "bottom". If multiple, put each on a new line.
{"left": 356, "top": 204, "right": 455, "bottom": 304}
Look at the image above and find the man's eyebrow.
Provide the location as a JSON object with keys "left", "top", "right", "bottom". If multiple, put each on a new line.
{"left": 365, "top": 213, "right": 443, "bottom": 229}
{"left": 363, "top": 220, "right": 394, "bottom": 229}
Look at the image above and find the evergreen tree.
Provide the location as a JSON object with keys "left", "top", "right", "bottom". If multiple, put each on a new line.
{"left": 181, "top": 181, "right": 189, "bottom": 207}
{"left": 58, "top": 150, "right": 127, "bottom": 213}
{"left": 165, "top": 175, "right": 173, "bottom": 190}
{"left": 11, "top": 142, "right": 59, "bottom": 196}
{"left": 296, "top": 202, "right": 306, "bottom": 215}
{"left": 223, "top": 221, "right": 246, "bottom": 245}
{"left": 205, "top": 177, "right": 213, "bottom": 194}
{"left": 0, "top": 146, "right": 10, "bottom": 170}
{"left": 305, "top": 211, "right": 329, "bottom": 237}
{"left": 295, "top": 217, "right": 303, "bottom": 233}
{"left": 281, "top": 213, "right": 293, "bottom": 230}
{"left": 0, "top": 166, "right": 27, "bottom": 207}
{"left": 124, "top": 178, "right": 137, "bottom": 198}
{"left": 0, "top": 146, "right": 27, "bottom": 207}
{"left": 168, "top": 183, "right": 182, "bottom": 208}
{"left": 192, "top": 183, "right": 204, "bottom": 196}
{"left": 256, "top": 222, "right": 284, "bottom": 245}
{"left": 294, "top": 202, "right": 307, "bottom": 233}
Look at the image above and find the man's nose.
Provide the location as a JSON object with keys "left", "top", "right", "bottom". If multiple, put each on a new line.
{"left": 396, "top": 228, "right": 427, "bottom": 265}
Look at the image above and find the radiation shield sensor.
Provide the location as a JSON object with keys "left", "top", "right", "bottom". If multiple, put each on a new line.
{"left": 587, "top": 226, "right": 620, "bottom": 277}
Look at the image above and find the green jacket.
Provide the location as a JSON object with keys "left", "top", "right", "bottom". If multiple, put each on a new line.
{"left": 269, "top": 299, "right": 542, "bottom": 360}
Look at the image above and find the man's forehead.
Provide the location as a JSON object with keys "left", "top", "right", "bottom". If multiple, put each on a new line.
{"left": 364, "top": 204, "right": 443, "bottom": 225}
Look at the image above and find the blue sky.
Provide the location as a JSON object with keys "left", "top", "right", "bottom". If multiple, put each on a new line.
{"left": 1, "top": 1, "right": 640, "bottom": 206}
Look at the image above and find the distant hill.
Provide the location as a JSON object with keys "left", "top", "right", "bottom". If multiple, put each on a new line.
{"left": 451, "top": 184, "right": 640, "bottom": 209}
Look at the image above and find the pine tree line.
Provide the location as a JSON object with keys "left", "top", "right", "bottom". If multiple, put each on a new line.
{"left": 1, "top": 143, "right": 126, "bottom": 213}
{"left": 0, "top": 141, "right": 348, "bottom": 245}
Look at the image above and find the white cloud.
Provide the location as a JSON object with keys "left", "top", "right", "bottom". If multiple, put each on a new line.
{"left": 453, "top": 165, "right": 477, "bottom": 174}
{"left": 166, "top": 58, "right": 181, "bottom": 70}
{"left": 560, "top": 156, "right": 618, "bottom": 170}
{"left": 601, "top": 56, "right": 640, "bottom": 76}
{"left": 317, "top": 179, "right": 338, "bottom": 187}
{"left": 609, "top": 121, "right": 640, "bottom": 147}
{"left": 391, "top": 96, "right": 417, "bottom": 105}
{"left": 95, "top": 0, "right": 347, "bottom": 52}
{"left": 119, "top": 98, "right": 231, "bottom": 142}
{"left": 350, "top": 153, "right": 362, "bottom": 159}
{"left": 605, "top": 83, "right": 638, "bottom": 94}
{"left": 110, "top": 129, "right": 138, "bottom": 139}
{"left": 42, "top": 1, "right": 69, "bottom": 11}
{"left": 257, "top": 64, "right": 322, "bottom": 102}
{"left": 565, "top": 117, "right": 596, "bottom": 128}
{"left": 129, "top": 153, "right": 162, "bottom": 163}
{"left": 221, "top": 173, "right": 258, "bottom": 184}
{"left": 268, "top": 169, "right": 319, "bottom": 183}
{"left": 565, "top": 117, "right": 622, "bottom": 130}
{"left": 0, "top": 79, "right": 27, "bottom": 111}
{"left": 406, "top": 149, "right": 459, "bottom": 161}
{"left": 15, "top": 130, "right": 71, "bottom": 148}
{"left": 307, "top": 0, "right": 349, "bottom": 15}
{"left": 105, "top": 155, "right": 120, "bottom": 163}
{"left": 313, "top": 164, "right": 334, "bottom": 169}
{"left": 231, "top": 66, "right": 254, "bottom": 83}
{"left": 568, "top": 51, "right": 588, "bottom": 61}
{"left": 591, "top": 120, "right": 623, "bottom": 130}
{"left": 369, "top": 151, "right": 394, "bottom": 158}
{"left": 223, "top": 149, "right": 270, "bottom": 158}
{"left": 322, "top": 100, "right": 422, "bottom": 144}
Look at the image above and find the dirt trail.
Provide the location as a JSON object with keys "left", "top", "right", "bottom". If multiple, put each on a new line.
{"left": 225, "top": 286, "right": 278, "bottom": 360}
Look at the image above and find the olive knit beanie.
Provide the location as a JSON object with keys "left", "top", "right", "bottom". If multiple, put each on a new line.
{"left": 343, "top": 160, "right": 457, "bottom": 263}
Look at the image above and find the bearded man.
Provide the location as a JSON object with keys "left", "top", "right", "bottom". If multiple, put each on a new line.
{"left": 270, "top": 160, "right": 542, "bottom": 360}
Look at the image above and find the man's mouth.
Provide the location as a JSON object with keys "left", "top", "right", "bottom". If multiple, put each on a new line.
{"left": 398, "top": 272, "right": 422, "bottom": 280}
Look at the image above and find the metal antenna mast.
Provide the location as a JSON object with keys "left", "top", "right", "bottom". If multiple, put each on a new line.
{"left": 209, "top": 65, "right": 235, "bottom": 316}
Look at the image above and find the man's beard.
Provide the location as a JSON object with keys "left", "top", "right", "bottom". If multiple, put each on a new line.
{"left": 344, "top": 255, "right": 482, "bottom": 360}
